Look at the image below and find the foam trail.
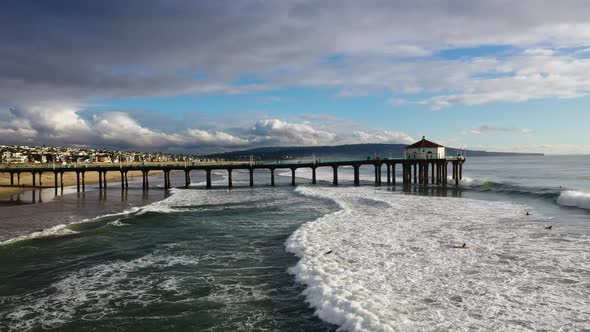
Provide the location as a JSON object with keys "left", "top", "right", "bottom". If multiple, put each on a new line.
{"left": 2, "top": 250, "right": 199, "bottom": 331}
{"left": 0, "top": 225, "right": 79, "bottom": 246}
{"left": 557, "top": 190, "right": 590, "bottom": 210}
{"left": 0, "top": 188, "right": 194, "bottom": 246}
{"left": 286, "top": 185, "right": 590, "bottom": 331}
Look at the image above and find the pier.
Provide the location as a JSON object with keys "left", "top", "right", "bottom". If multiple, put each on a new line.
{"left": 0, "top": 157, "right": 465, "bottom": 192}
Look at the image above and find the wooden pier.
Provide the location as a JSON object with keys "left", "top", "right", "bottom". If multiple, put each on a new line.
{"left": 0, "top": 157, "right": 465, "bottom": 192}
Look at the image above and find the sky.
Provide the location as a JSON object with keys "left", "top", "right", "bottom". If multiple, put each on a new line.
{"left": 1, "top": 0, "right": 590, "bottom": 154}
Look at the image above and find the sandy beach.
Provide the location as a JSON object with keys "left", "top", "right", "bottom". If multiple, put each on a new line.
{"left": 0, "top": 170, "right": 159, "bottom": 199}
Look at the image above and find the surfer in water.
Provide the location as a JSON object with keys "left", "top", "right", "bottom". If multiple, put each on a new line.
{"left": 526, "top": 211, "right": 530, "bottom": 216}
{"left": 545, "top": 225, "right": 552, "bottom": 230}
{"left": 453, "top": 243, "right": 467, "bottom": 249}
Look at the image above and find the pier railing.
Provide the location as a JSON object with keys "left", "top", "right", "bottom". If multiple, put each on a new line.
{"left": 0, "top": 156, "right": 466, "bottom": 170}
{"left": 0, "top": 156, "right": 466, "bottom": 192}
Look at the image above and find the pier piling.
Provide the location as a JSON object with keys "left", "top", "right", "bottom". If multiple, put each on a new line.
{"left": 270, "top": 168, "right": 275, "bottom": 186}
{"left": 291, "top": 168, "right": 296, "bottom": 186}
{"left": 333, "top": 166, "right": 338, "bottom": 185}
{"left": 206, "top": 169, "right": 212, "bottom": 189}
{"left": 0, "top": 157, "right": 464, "bottom": 196}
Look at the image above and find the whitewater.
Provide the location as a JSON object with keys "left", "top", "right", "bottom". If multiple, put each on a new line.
{"left": 286, "top": 185, "right": 590, "bottom": 331}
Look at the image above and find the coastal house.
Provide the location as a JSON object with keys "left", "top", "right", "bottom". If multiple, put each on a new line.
{"left": 405, "top": 136, "right": 445, "bottom": 159}
{"left": 4, "top": 152, "right": 29, "bottom": 163}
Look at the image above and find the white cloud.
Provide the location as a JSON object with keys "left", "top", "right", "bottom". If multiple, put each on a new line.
{"left": 0, "top": 104, "right": 417, "bottom": 151}
{"left": 4, "top": 1, "right": 590, "bottom": 109}
{"left": 185, "top": 129, "right": 249, "bottom": 147}
{"left": 467, "top": 143, "right": 590, "bottom": 155}
{"left": 250, "top": 119, "right": 337, "bottom": 146}
{"left": 416, "top": 51, "right": 590, "bottom": 108}
{"left": 464, "top": 125, "right": 535, "bottom": 136}
{"left": 524, "top": 48, "right": 555, "bottom": 56}
{"left": 352, "top": 131, "right": 414, "bottom": 144}
{"left": 92, "top": 112, "right": 184, "bottom": 148}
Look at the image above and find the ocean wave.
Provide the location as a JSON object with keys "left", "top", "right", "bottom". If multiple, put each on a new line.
{"left": 0, "top": 185, "right": 281, "bottom": 246}
{"left": 1, "top": 251, "right": 199, "bottom": 331}
{"left": 0, "top": 224, "right": 79, "bottom": 246}
{"left": 286, "top": 186, "right": 588, "bottom": 331}
{"left": 556, "top": 190, "right": 590, "bottom": 210}
{"left": 470, "top": 180, "right": 561, "bottom": 200}
{"left": 0, "top": 188, "right": 197, "bottom": 246}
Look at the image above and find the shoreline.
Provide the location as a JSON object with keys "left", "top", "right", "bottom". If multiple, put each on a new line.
{"left": 0, "top": 170, "right": 162, "bottom": 200}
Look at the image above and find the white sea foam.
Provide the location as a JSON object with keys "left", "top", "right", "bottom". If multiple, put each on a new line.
{"left": 1, "top": 251, "right": 199, "bottom": 331}
{"left": 0, "top": 224, "right": 79, "bottom": 246}
{"left": 0, "top": 188, "right": 199, "bottom": 246}
{"left": 557, "top": 190, "right": 590, "bottom": 210}
{"left": 286, "top": 186, "right": 590, "bottom": 331}
{"left": 109, "top": 219, "right": 129, "bottom": 227}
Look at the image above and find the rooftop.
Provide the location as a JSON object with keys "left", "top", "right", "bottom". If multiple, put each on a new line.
{"left": 406, "top": 136, "right": 444, "bottom": 148}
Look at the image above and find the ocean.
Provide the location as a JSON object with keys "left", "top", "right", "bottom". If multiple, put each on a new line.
{"left": 0, "top": 156, "right": 589, "bottom": 331}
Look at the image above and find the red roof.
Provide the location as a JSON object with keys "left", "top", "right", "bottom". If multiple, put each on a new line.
{"left": 406, "top": 136, "right": 444, "bottom": 148}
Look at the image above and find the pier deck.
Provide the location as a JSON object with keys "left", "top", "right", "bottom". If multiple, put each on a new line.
{"left": 0, "top": 157, "right": 465, "bottom": 192}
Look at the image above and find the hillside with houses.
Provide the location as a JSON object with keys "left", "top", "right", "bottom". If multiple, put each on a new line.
{"left": 0, "top": 145, "right": 208, "bottom": 164}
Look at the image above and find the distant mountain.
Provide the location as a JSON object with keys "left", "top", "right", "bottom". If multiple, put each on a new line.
{"left": 207, "top": 143, "right": 543, "bottom": 160}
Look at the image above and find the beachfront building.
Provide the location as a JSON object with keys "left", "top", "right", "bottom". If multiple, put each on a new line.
{"left": 405, "top": 136, "right": 445, "bottom": 159}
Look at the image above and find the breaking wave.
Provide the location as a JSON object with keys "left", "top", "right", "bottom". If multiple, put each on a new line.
{"left": 556, "top": 190, "right": 590, "bottom": 210}
{"left": 286, "top": 186, "right": 589, "bottom": 331}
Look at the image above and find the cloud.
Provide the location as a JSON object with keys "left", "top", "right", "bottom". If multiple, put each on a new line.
{"left": 250, "top": 119, "right": 337, "bottom": 146}
{"left": 92, "top": 112, "right": 184, "bottom": 148}
{"left": 2, "top": 0, "right": 590, "bottom": 108}
{"left": 466, "top": 143, "right": 590, "bottom": 155}
{"left": 185, "top": 129, "right": 249, "bottom": 147}
{"left": 0, "top": 104, "right": 415, "bottom": 151}
{"left": 352, "top": 131, "right": 415, "bottom": 144}
{"left": 1, "top": 1, "right": 590, "bottom": 153}
{"left": 464, "top": 125, "right": 535, "bottom": 136}
{"left": 419, "top": 52, "right": 590, "bottom": 109}
{"left": 388, "top": 98, "right": 410, "bottom": 105}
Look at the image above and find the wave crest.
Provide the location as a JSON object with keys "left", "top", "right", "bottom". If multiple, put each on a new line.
{"left": 557, "top": 190, "right": 590, "bottom": 210}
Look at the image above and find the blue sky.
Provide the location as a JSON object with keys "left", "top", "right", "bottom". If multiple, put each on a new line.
{"left": 1, "top": 1, "right": 590, "bottom": 154}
